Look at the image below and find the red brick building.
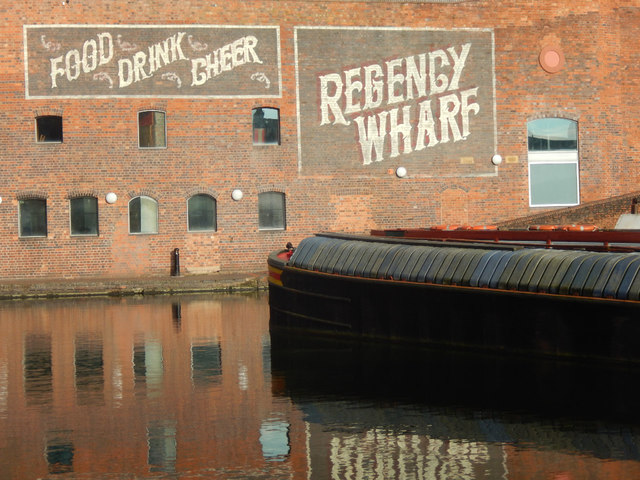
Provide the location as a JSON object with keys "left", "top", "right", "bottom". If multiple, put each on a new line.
{"left": 1, "top": 1, "right": 639, "bottom": 279}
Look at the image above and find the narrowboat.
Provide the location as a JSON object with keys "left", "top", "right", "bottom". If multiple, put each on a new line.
{"left": 268, "top": 228, "right": 640, "bottom": 363}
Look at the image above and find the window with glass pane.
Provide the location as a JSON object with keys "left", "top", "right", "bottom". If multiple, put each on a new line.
{"left": 19, "top": 199, "right": 47, "bottom": 237}
{"left": 528, "top": 118, "right": 577, "bottom": 151}
{"left": 259, "top": 192, "right": 286, "bottom": 230}
{"left": 129, "top": 196, "right": 158, "bottom": 234}
{"left": 528, "top": 118, "right": 579, "bottom": 207}
{"left": 36, "top": 115, "right": 63, "bottom": 143}
{"left": 253, "top": 107, "right": 280, "bottom": 145}
{"left": 70, "top": 197, "right": 98, "bottom": 236}
{"left": 188, "top": 194, "right": 217, "bottom": 232}
{"left": 138, "top": 111, "right": 166, "bottom": 148}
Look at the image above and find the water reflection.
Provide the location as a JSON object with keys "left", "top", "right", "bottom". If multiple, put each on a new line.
{"left": 0, "top": 293, "right": 639, "bottom": 479}
{"left": 45, "top": 432, "right": 74, "bottom": 475}
{"left": 147, "top": 419, "right": 177, "bottom": 473}
{"left": 270, "top": 330, "right": 640, "bottom": 479}
{"left": 75, "top": 332, "right": 104, "bottom": 405}
{"left": 24, "top": 333, "right": 52, "bottom": 406}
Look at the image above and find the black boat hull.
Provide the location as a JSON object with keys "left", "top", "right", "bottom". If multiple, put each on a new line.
{"left": 269, "top": 259, "right": 640, "bottom": 363}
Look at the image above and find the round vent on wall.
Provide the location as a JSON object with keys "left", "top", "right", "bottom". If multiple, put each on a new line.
{"left": 539, "top": 45, "right": 565, "bottom": 74}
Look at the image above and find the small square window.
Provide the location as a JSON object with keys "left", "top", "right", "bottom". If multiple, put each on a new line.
{"left": 138, "top": 111, "right": 166, "bottom": 148}
{"left": 36, "top": 116, "right": 63, "bottom": 143}
{"left": 253, "top": 108, "right": 280, "bottom": 145}
{"left": 19, "top": 199, "right": 47, "bottom": 237}
{"left": 70, "top": 197, "right": 99, "bottom": 236}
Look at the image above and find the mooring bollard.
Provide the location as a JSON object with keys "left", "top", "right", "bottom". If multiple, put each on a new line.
{"left": 172, "top": 248, "right": 180, "bottom": 276}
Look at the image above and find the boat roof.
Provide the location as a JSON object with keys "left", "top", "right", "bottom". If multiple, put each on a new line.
{"left": 287, "top": 233, "right": 640, "bottom": 302}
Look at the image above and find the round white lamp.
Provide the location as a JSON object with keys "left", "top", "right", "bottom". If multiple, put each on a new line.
{"left": 231, "top": 189, "right": 244, "bottom": 201}
{"left": 491, "top": 154, "right": 503, "bottom": 165}
{"left": 105, "top": 192, "right": 118, "bottom": 204}
{"left": 395, "top": 166, "right": 407, "bottom": 178}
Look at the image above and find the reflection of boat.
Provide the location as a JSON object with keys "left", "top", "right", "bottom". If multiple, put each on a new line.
{"left": 268, "top": 229, "right": 640, "bottom": 363}
{"left": 269, "top": 330, "right": 640, "bottom": 478}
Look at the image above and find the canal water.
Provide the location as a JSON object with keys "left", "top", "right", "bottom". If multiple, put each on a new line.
{"left": 1, "top": 293, "right": 640, "bottom": 479}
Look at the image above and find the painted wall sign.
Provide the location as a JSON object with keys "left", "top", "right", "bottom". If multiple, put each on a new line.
{"left": 23, "top": 25, "right": 281, "bottom": 98}
{"left": 295, "top": 27, "right": 496, "bottom": 176}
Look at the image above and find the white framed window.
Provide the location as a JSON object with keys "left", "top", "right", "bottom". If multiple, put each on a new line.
{"left": 187, "top": 194, "right": 217, "bottom": 232}
{"left": 138, "top": 111, "right": 166, "bottom": 148}
{"left": 70, "top": 197, "right": 99, "bottom": 236}
{"left": 528, "top": 118, "right": 579, "bottom": 207}
{"left": 259, "top": 191, "right": 286, "bottom": 230}
{"left": 129, "top": 196, "right": 158, "bottom": 234}
{"left": 252, "top": 107, "right": 280, "bottom": 145}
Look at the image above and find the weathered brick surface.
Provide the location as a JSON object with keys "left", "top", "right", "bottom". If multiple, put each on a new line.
{"left": 0, "top": 1, "right": 639, "bottom": 279}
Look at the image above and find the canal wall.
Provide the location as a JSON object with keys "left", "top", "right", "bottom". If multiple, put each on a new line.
{"left": 0, "top": 272, "right": 269, "bottom": 300}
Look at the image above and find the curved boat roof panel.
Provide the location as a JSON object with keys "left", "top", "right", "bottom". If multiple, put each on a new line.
{"left": 603, "top": 255, "right": 640, "bottom": 299}
{"left": 538, "top": 251, "right": 578, "bottom": 294}
{"left": 288, "top": 236, "right": 640, "bottom": 301}
{"left": 615, "top": 256, "right": 640, "bottom": 300}
{"left": 557, "top": 253, "right": 593, "bottom": 295}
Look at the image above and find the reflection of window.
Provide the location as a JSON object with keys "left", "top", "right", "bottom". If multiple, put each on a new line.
{"left": 259, "top": 191, "right": 286, "bottom": 230}
{"left": 24, "top": 334, "right": 53, "bottom": 406}
{"left": 188, "top": 194, "right": 217, "bottom": 232}
{"left": 253, "top": 107, "right": 280, "bottom": 145}
{"left": 129, "top": 196, "right": 158, "bottom": 234}
{"left": 528, "top": 118, "right": 579, "bottom": 207}
{"left": 139, "top": 111, "right": 166, "bottom": 148}
{"left": 133, "top": 340, "right": 164, "bottom": 394}
{"left": 191, "top": 342, "right": 222, "bottom": 386}
{"left": 75, "top": 333, "right": 104, "bottom": 406}
{"left": 36, "top": 115, "right": 63, "bottom": 143}
{"left": 70, "top": 197, "right": 98, "bottom": 236}
{"left": 46, "top": 440, "right": 74, "bottom": 474}
{"left": 147, "top": 421, "right": 177, "bottom": 473}
{"left": 19, "top": 198, "right": 47, "bottom": 237}
{"left": 260, "top": 418, "right": 290, "bottom": 461}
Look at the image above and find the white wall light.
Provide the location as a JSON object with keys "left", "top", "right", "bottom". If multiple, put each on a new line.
{"left": 231, "top": 189, "right": 244, "bottom": 201}
{"left": 395, "top": 166, "right": 407, "bottom": 178}
{"left": 105, "top": 192, "right": 118, "bottom": 204}
{"left": 491, "top": 154, "right": 503, "bottom": 165}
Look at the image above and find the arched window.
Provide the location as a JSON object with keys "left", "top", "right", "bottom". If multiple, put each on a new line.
{"left": 252, "top": 107, "right": 280, "bottom": 145}
{"left": 259, "top": 191, "right": 286, "bottom": 230}
{"left": 70, "top": 196, "right": 98, "bottom": 236}
{"left": 527, "top": 118, "right": 579, "bottom": 207}
{"left": 129, "top": 196, "right": 158, "bottom": 234}
{"left": 36, "top": 115, "right": 63, "bottom": 143}
{"left": 188, "top": 194, "right": 217, "bottom": 232}
{"left": 19, "top": 198, "right": 47, "bottom": 237}
{"left": 138, "top": 111, "right": 166, "bottom": 148}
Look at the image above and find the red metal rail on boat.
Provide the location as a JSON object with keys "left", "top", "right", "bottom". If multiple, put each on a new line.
{"left": 370, "top": 227, "right": 640, "bottom": 252}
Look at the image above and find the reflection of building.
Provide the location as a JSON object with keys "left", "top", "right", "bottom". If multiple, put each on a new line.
{"left": 2, "top": 2, "right": 640, "bottom": 279}
{"left": 0, "top": 295, "right": 307, "bottom": 479}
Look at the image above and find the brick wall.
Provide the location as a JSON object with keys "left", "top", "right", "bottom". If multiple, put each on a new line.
{"left": 1, "top": 1, "right": 639, "bottom": 279}
{"left": 497, "top": 191, "right": 640, "bottom": 230}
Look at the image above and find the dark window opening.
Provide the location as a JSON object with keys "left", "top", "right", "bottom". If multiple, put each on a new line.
{"left": 259, "top": 191, "right": 286, "bottom": 230}
{"left": 253, "top": 107, "right": 280, "bottom": 145}
{"left": 70, "top": 197, "right": 98, "bottom": 236}
{"left": 19, "top": 198, "right": 47, "bottom": 237}
{"left": 36, "top": 115, "right": 63, "bottom": 143}
{"left": 188, "top": 194, "right": 217, "bottom": 232}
